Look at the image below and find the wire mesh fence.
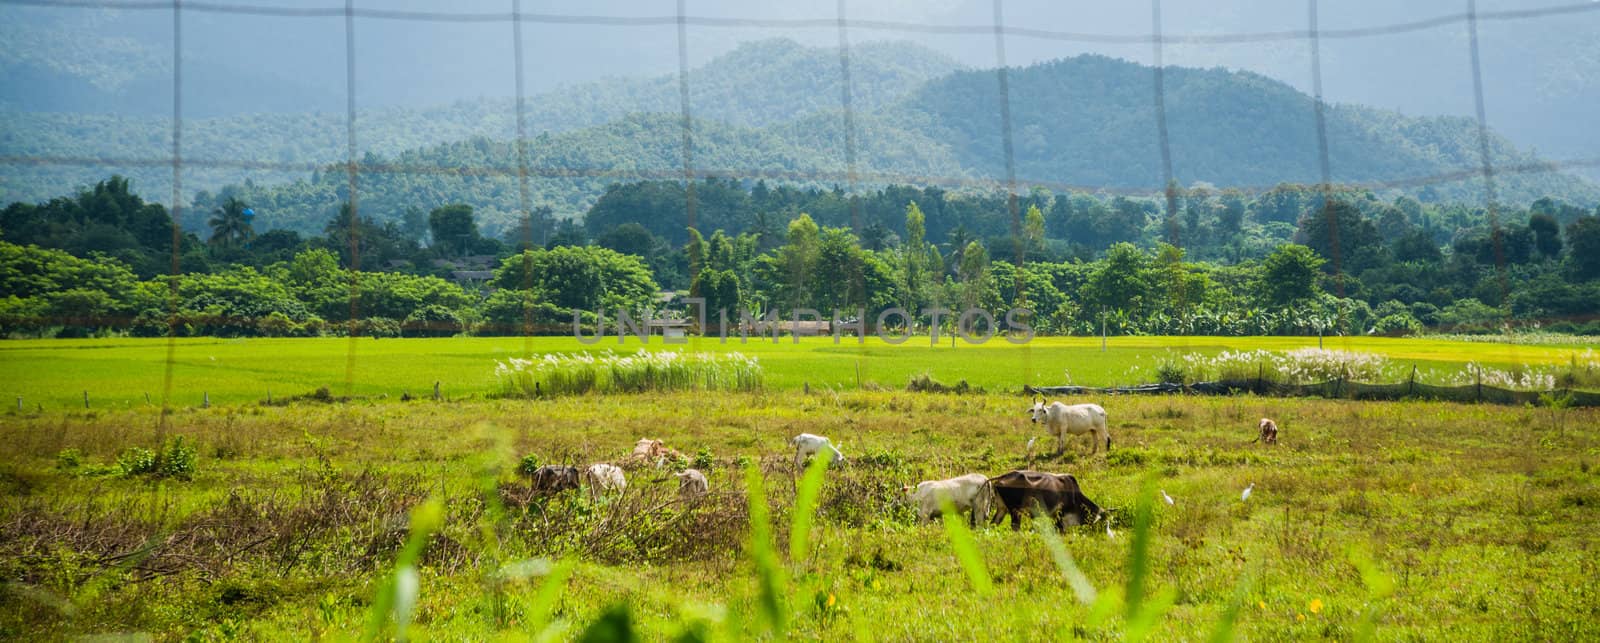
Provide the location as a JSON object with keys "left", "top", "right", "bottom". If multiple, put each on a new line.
{"left": 1029, "top": 378, "right": 1600, "bottom": 408}
{"left": 1, "top": 0, "right": 1599, "bottom": 412}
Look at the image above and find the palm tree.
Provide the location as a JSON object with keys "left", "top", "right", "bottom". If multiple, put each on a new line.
{"left": 208, "top": 197, "right": 254, "bottom": 247}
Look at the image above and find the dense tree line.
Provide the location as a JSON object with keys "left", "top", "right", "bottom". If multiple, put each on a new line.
{"left": 4, "top": 175, "right": 1600, "bottom": 339}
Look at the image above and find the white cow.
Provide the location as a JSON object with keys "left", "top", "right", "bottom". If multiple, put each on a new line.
{"left": 789, "top": 433, "right": 846, "bottom": 469}
{"left": 1027, "top": 398, "right": 1111, "bottom": 455}
{"left": 906, "top": 473, "right": 993, "bottom": 525}
{"left": 582, "top": 463, "right": 627, "bottom": 502}
{"left": 674, "top": 469, "right": 709, "bottom": 501}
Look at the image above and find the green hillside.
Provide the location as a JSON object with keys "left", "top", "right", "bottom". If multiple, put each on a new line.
{"left": 4, "top": 40, "right": 1596, "bottom": 236}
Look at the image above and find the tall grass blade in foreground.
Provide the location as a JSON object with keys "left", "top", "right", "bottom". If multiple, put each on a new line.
{"left": 1348, "top": 546, "right": 1395, "bottom": 642}
{"left": 364, "top": 497, "right": 443, "bottom": 642}
{"left": 1122, "top": 477, "right": 1176, "bottom": 641}
{"left": 743, "top": 463, "right": 787, "bottom": 633}
{"left": 1205, "top": 569, "right": 1255, "bottom": 643}
{"left": 1030, "top": 513, "right": 1097, "bottom": 605}
{"left": 789, "top": 454, "right": 831, "bottom": 564}
{"left": 939, "top": 496, "right": 993, "bottom": 597}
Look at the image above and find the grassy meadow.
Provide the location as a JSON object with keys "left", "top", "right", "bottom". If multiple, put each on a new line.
{"left": 1, "top": 335, "right": 1598, "bottom": 640}
{"left": 1, "top": 334, "right": 1594, "bottom": 408}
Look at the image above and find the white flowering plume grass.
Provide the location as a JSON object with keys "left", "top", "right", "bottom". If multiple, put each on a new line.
{"left": 1151, "top": 348, "right": 1590, "bottom": 392}
{"left": 1158, "top": 348, "right": 1398, "bottom": 385}
{"left": 494, "top": 350, "right": 762, "bottom": 397}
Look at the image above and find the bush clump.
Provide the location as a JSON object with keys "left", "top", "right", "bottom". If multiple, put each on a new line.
{"left": 114, "top": 438, "right": 197, "bottom": 480}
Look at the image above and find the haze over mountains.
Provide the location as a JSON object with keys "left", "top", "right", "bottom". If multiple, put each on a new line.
{"left": 3, "top": 0, "right": 1598, "bottom": 235}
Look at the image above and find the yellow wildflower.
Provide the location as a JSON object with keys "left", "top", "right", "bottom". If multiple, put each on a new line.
{"left": 1297, "top": 613, "right": 1306, "bottom": 623}
{"left": 827, "top": 593, "right": 836, "bottom": 608}
{"left": 1258, "top": 601, "right": 1267, "bottom": 610}
{"left": 1309, "top": 598, "right": 1323, "bottom": 614}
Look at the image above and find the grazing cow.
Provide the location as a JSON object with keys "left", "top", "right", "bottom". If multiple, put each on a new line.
{"left": 1252, "top": 418, "right": 1279, "bottom": 445}
{"left": 582, "top": 463, "right": 627, "bottom": 502}
{"left": 629, "top": 438, "right": 684, "bottom": 468}
{"left": 674, "top": 469, "right": 709, "bottom": 501}
{"left": 905, "top": 473, "right": 994, "bottom": 526}
{"left": 528, "top": 465, "right": 581, "bottom": 495}
{"left": 988, "top": 470, "right": 1104, "bottom": 531}
{"left": 1027, "top": 398, "right": 1111, "bottom": 455}
{"left": 789, "top": 433, "right": 846, "bottom": 469}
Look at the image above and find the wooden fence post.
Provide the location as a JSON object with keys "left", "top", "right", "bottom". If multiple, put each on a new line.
{"left": 433, "top": 381, "right": 441, "bottom": 401}
{"left": 1408, "top": 365, "right": 1417, "bottom": 397}
{"left": 15, "top": 396, "right": 21, "bottom": 412}
{"left": 203, "top": 392, "right": 210, "bottom": 409}
{"left": 83, "top": 391, "right": 89, "bottom": 409}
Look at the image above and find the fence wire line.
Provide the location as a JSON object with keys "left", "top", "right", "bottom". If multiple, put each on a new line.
{"left": 4, "top": 0, "right": 1597, "bottom": 42}
{"left": 837, "top": 0, "right": 861, "bottom": 234}
{"left": 7, "top": 153, "right": 1597, "bottom": 200}
{"left": 1307, "top": 0, "right": 1346, "bottom": 300}
{"left": 992, "top": 0, "right": 1030, "bottom": 386}
{"left": 512, "top": 0, "right": 536, "bottom": 350}
{"left": 341, "top": 0, "right": 360, "bottom": 397}
{"left": 2, "top": 0, "right": 1595, "bottom": 408}
{"left": 157, "top": 0, "right": 182, "bottom": 435}
{"left": 675, "top": 0, "right": 697, "bottom": 236}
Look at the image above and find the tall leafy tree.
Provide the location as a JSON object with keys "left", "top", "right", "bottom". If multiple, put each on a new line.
{"left": 903, "top": 201, "right": 928, "bottom": 310}
{"left": 1257, "top": 244, "right": 1325, "bottom": 307}
{"left": 1566, "top": 216, "right": 1600, "bottom": 281}
{"left": 772, "top": 214, "right": 820, "bottom": 310}
{"left": 956, "top": 240, "right": 990, "bottom": 310}
{"left": 428, "top": 204, "right": 480, "bottom": 258}
{"left": 208, "top": 197, "right": 254, "bottom": 247}
{"left": 1528, "top": 213, "right": 1562, "bottom": 260}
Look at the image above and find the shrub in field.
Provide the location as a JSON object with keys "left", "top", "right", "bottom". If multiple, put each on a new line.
{"left": 117, "top": 447, "right": 158, "bottom": 476}
{"left": 493, "top": 350, "right": 762, "bottom": 397}
{"left": 1556, "top": 349, "right": 1600, "bottom": 389}
{"left": 55, "top": 448, "right": 82, "bottom": 470}
{"left": 907, "top": 373, "right": 975, "bottom": 393}
{"left": 112, "top": 439, "right": 198, "bottom": 479}
{"left": 692, "top": 448, "right": 714, "bottom": 471}
{"left": 159, "top": 438, "right": 197, "bottom": 480}
{"left": 516, "top": 454, "right": 541, "bottom": 477}
{"left": 1153, "top": 358, "right": 1188, "bottom": 384}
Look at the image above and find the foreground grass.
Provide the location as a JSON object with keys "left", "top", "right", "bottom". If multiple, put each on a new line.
{"left": 2, "top": 335, "right": 1594, "bottom": 408}
{"left": 1, "top": 390, "right": 1597, "bottom": 640}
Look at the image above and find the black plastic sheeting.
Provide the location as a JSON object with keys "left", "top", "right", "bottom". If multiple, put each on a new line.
{"left": 1024, "top": 378, "right": 1600, "bottom": 407}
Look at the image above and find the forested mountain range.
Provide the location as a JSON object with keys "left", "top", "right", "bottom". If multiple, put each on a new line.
{"left": 4, "top": 38, "right": 1597, "bottom": 238}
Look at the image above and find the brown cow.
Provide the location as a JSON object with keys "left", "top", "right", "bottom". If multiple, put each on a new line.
{"left": 528, "top": 465, "right": 581, "bottom": 494}
{"left": 1252, "top": 418, "right": 1279, "bottom": 445}
{"left": 628, "top": 438, "right": 684, "bottom": 468}
{"left": 988, "top": 470, "right": 1104, "bottom": 531}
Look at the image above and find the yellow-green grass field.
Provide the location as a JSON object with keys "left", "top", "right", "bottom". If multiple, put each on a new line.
{"left": 2, "top": 335, "right": 1595, "bottom": 409}
{"left": 0, "top": 389, "right": 1597, "bottom": 640}
{"left": 2, "top": 335, "right": 1598, "bottom": 639}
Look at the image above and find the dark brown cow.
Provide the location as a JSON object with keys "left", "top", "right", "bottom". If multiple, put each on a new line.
{"left": 529, "top": 465, "right": 581, "bottom": 494}
{"left": 988, "top": 470, "right": 1103, "bottom": 531}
